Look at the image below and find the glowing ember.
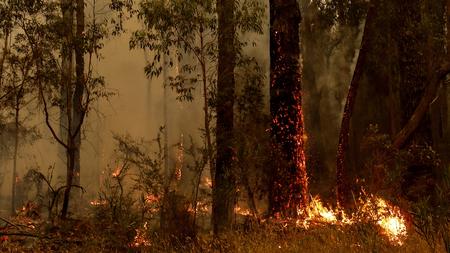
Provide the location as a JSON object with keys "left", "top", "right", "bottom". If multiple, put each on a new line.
{"left": 131, "top": 222, "right": 151, "bottom": 248}
{"left": 203, "top": 177, "right": 213, "bottom": 188}
{"left": 175, "top": 135, "right": 184, "bottom": 181}
{"left": 90, "top": 199, "right": 106, "bottom": 206}
{"left": 188, "top": 200, "right": 211, "bottom": 214}
{"left": 144, "top": 194, "right": 159, "bottom": 204}
{"left": 234, "top": 206, "right": 252, "bottom": 216}
{"left": 112, "top": 166, "right": 122, "bottom": 178}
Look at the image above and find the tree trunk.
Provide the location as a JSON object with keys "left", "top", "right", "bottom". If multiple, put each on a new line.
{"left": 269, "top": 0, "right": 308, "bottom": 216}
{"left": 61, "top": 145, "right": 75, "bottom": 218}
{"left": 200, "top": 28, "right": 214, "bottom": 188}
{"left": 213, "top": 0, "right": 236, "bottom": 235}
{"left": 163, "top": 53, "right": 169, "bottom": 179}
{"left": 72, "top": 0, "right": 85, "bottom": 195}
{"left": 393, "top": 64, "right": 450, "bottom": 149}
{"left": 0, "top": 30, "right": 9, "bottom": 88}
{"left": 11, "top": 90, "right": 21, "bottom": 215}
{"left": 336, "top": 2, "right": 377, "bottom": 206}
{"left": 59, "top": 0, "right": 73, "bottom": 183}
{"left": 300, "top": 1, "right": 327, "bottom": 191}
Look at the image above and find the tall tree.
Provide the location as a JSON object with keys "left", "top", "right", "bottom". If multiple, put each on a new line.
{"left": 341, "top": 0, "right": 449, "bottom": 202}
{"left": 63, "top": 0, "right": 85, "bottom": 212}
{"left": 269, "top": 0, "right": 308, "bottom": 216}
{"left": 336, "top": 1, "right": 377, "bottom": 205}
{"left": 59, "top": 0, "right": 73, "bottom": 184}
{"left": 213, "top": 0, "right": 236, "bottom": 234}
{"left": 33, "top": 0, "right": 105, "bottom": 218}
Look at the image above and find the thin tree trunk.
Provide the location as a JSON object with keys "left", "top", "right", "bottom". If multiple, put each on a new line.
{"left": 163, "top": 53, "right": 169, "bottom": 179}
{"left": 0, "top": 30, "right": 9, "bottom": 88}
{"left": 61, "top": 146, "right": 75, "bottom": 218}
{"left": 336, "top": 2, "right": 376, "bottom": 206}
{"left": 59, "top": 0, "right": 73, "bottom": 184}
{"left": 59, "top": 0, "right": 73, "bottom": 218}
{"left": 199, "top": 27, "right": 214, "bottom": 188}
{"left": 11, "top": 91, "right": 21, "bottom": 215}
{"left": 269, "top": 0, "right": 307, "bottom": 216}
{"left": 213, "top": 0, "right": 236, "bottom": 235}
{"left": 72, "top": 0, "right": 85, "bottom": 203}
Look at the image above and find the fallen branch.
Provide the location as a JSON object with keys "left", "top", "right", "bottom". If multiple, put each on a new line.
{"left": 392, "top": 63, "right": 450, "bottom": 149}
{"left": 0, "top": 217, "right": 20, "bottom": 229}
{"left": 0, "top": 232, "right": 50, "bottom": 239}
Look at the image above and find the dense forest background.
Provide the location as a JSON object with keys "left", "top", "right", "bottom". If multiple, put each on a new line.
{"left": 0, "top": 0, "right": 449, "bottom": 252}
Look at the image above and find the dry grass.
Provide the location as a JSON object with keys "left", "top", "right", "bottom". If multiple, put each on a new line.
{"left": 0, "top": 218, "right": 445, "bottom": 253}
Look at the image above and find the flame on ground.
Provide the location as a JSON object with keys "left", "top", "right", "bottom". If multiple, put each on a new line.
{"left": 131, "top": 222, "right": 151, "bottom": 248}
{"left": 297, "top": 194, "right": 407, "bottom": 245}
{"left": 90, "top": 199, "right": 107, "bottom": 206}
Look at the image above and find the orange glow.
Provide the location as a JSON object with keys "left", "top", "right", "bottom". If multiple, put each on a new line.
{"left": 112, "top": 166, "right": 122, "bottom": 178}
{"left": 90, "top": 199, "right": 106, "bottom": 206}
{"left": 294, "top": 193, "right": 407, "bottom": 245}
{"left": 130, "top": 222, "right": 151, "bottom": 248}
{"left": 234, "top": 206, "right": 252, "bottom": 216}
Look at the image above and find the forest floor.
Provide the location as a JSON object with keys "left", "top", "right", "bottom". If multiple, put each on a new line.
{"left": 0, "top": 214, "right": 444, "bottom": 253}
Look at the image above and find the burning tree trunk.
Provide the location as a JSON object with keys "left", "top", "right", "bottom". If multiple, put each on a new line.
{"left": 213, "top": 0, "right": 236, "bottom": 235}
{"left": 269, "top": 0, "right": 308, "bottom": 216}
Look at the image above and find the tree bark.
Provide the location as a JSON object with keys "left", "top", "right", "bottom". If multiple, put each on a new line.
{"left": 73, "top": 0, "right": 85, "bottom": 194}
{"left": 213, "top": 0, "right": 236, "bottom": 235}
{"left": 269, "top": 0, "right": 308, "bottom": 216}
{"left": 11, "top": 88, "right": 22, "bottom": 215}
{"left": 59, "top": 0, "right": 73, "bottom": 181}
{"left": 0, "top": 30, "right": 9, "bottom": 88}
{"left": 200, "top": 27, "right": 214, "bottom": 188}
{"left": 336, "top": 2, "right": 377, "bottom": 206}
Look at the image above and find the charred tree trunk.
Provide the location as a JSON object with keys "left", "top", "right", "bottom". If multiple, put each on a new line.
{"left": 269, "top": 0, "right": 308, "bottom": 216}
{"left": 213, "top": 0, "right": 236, "bottom": 235}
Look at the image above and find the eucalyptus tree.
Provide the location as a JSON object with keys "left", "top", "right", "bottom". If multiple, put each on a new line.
{"left": 131, "top": 0, "right": 220, "bottom": 189}
{"left": 131, "top": 0, "right": 264, "bottom": 233}
{"left": 0, "top": 0, "right": 44, "bottom": 214}
{"left": 269, "top": 0, "right": 308, "bottom": 216}
{"left": 10, "top": 0, "right": 110, "bottom": 218}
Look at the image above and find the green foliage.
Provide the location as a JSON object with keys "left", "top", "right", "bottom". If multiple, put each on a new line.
{"left": 130, "top": 0, "right": 265, "bottom": 102}
{"left": 234, "top": 59, "right": 271, "bottom": 217}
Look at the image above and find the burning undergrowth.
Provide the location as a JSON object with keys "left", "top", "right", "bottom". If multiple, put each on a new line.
{"left": 294, "top": 192, "right": 407, "bottom": 245}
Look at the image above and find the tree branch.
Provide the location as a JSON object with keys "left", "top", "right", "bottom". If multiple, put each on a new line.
{"left": 392, "top": 63, "right": 450, "bottom": 149}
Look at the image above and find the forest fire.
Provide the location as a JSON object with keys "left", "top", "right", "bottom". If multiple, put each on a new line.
{"left": 89, "top": 199, "right": 106, "bottom": 206}
{"left": 294, "top": 193, "right": 407, "bottom": 245}
{"left": 131, "top": 222, "right": 151, "bottom": 248}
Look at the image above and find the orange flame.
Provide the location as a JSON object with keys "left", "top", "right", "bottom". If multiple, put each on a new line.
{"left": 295, "top": 194, "right": 407, "bottom": 245}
